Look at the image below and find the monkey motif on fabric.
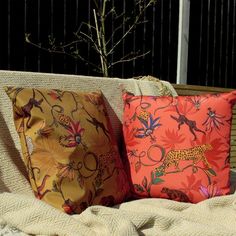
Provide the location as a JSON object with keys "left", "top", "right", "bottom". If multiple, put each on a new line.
{"left": 82, "top": 105, "right": 110, "bottom": 141}
{"left": 170, "top": 105, "right": 205, "bottom": 140}
{"left": 20, "top": 89, "right": 43, "bottom": 128}
{"left": 161, "top": 187, "right": 191, "bottom": 202}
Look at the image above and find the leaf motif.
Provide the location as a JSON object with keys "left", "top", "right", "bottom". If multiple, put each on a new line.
{"left": 135, "top": 162, "right": 141, "bottom": 173}
{"left": 142, "top": 176, "right": 147, "bottom": 188}
{"left": 155, "top": 171, "right": 164, "bottom": 177}
{"left": 152, "top": 177, "right": 164, "bottom": 185}
{"left": 134, "top": 133, "right": 146, "bottom": 139}
{"left": 161, "top": 129, "right": 185, "bottom": 150}
{"left": 206, "top": 168, "right": 217, "bottom": 176}
{"left": 151, "top": 116, "right": 161, "bottom": 129}
{"left": 133, "top": 184, "right": 145, "bottom": 193}
{"left": 88, "top": 190, "right": 93, "bottom": 204}
{"left": 150, "top": 115, "right": 160, "bottom": 126}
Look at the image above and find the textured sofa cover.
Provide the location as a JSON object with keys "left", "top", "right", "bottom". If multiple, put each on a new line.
{"left": 0, "top": 70, "right": 236, "bottom": 236}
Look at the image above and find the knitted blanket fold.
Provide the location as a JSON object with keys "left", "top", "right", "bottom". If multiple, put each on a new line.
{"left": 0, "top": 192, "right": 236, "bottom": 236}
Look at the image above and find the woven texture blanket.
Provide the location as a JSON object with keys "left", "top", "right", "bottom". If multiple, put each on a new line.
{"left": 0, "top": 71, "right": 236, "bottom": 235}
{"left": 1, "top": 192, "right": 236, "bottom": 236}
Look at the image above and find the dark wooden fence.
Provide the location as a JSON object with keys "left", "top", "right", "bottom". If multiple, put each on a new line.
{"left": 0, "top": 0, "right": 179, "bottom": 83}
{"left": 188, "top": 0, "right": 236, "bottom": 88}
{"left": 0, "top": 0, "right": 235, "bottom": 88}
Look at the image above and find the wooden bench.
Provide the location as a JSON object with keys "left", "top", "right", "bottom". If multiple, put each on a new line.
{"left": 173, "top": 84, "right": 236, "bottom": 169}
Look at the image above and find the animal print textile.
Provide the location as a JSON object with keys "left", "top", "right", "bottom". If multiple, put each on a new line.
{"left": 122, "top": 91, "right": 236, "bottom": 203}
{"left": 5, "top": 87, "right": 130, "bottom": 213}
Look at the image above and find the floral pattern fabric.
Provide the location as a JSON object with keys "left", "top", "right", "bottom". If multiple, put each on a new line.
{"left": 122, "top": 91, "right": 236, "bottom": 203}
{"left": 5, "top": 87, "right": 129, "bottom": 214}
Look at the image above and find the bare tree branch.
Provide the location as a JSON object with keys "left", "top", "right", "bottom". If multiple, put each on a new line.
{"left": 109, "top": 51, "right": 150, "bottom": 68}
{"left": 25, "top": 0, "right": 157, "bottom": 77}
{"left": 25, "top": 33, "right": 102, "bottom": 73}
{"left": 107, "top": 0, "right": 156, "bottom": 56}
{"left": 75, "top": 22, "right": 97, "bottom": 35}
{"left": 93, "top": 9, "right": 106, "bottom": 76}
{"left": 79, "top": 32, "right": 100, "bottom": 54}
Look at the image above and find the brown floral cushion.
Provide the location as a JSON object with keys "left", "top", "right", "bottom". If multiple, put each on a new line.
{"left": 5, "top": 87, "right": 129, "bottom": 214}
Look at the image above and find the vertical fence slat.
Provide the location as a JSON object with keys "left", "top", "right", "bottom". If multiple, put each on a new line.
{"left": 37, "top": 0, "right": 41, "bottom": 71}
{"left": 212, "top": 0, "right": 217, "bottom": 86}
{"left": 24, "top": 0, "right": 27, "bottom": 70}
{"left": 0, "top": 2, "right": 6, "bottom": 68}
{"left": 132, "top": 1, "right": 136, "bottom": 76}
{"left": 167, "top": 0, "right": 172, "bottom": 81}
{"left": 121, "top": 0, "right": 125, "bottom": 78}
{"left": 231, "top": 0, "right": 236, "bottom": 87}
{"left": 64, "top": 0, "right": 67, "bottom": 41}
{"left": 110, "top": 0, "right": 114, "bottom": 77}
{"left": 87, "top": 0, "right": 91, "bottom": 76}
{"left": 142, "top": 0, "right": 147, "bottom": 74}
{"left": 0, "top": 2, "right": 3, "bottom": 68}
{"left": 63, "top": 0, "right": 67, "bottom": 71}
{"left": 225, "top": 0, "right": 230, "bottom": 87}
{"left": 205, "top": 0, "right": 211, "bottom": 86}
{"left": 218, "top": 0, "right": 224, "bottom": 86}
{"left": 7, "top": 0, "right": 11, "bottom": 69}
{"left": 74, "top": 0, "right": 79, "bottom": 74}
{"left": 109, "top": 0, "right": 115, "bottom": 77}
{"left": 198, "top": 0, "right": 204, "bottom": 85}
{"left": 50, "top": 0, "right": 54, "bottom": 73}
{"left": 151, "top": 4, "right": 156, "bottom": 75}
{"left": 159, "top": 1, "right": 164, "bottom": 77}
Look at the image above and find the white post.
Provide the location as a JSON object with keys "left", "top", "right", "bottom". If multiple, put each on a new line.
{"left": 177, "top": 0, "right": 190, "bottom": 84}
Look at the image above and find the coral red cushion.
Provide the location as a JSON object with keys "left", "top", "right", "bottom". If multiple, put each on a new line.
{"left": 122, "top": 91, "right": 236, "bottom": 203}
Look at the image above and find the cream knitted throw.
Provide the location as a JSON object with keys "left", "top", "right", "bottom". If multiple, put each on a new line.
{"left": 0, "top": 71, "right": 236, "bottom": 235}
{"left": 0, "top": 192, "right": 236, "bottom": 236}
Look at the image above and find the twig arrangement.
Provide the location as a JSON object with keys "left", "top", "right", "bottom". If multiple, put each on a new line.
{"left": 25, "top": 0, "right": 157, "bottom": 77}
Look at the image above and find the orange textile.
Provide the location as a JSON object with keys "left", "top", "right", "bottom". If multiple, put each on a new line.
{"left": 123, "top": 91, "right": 236, "bottom": 203}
